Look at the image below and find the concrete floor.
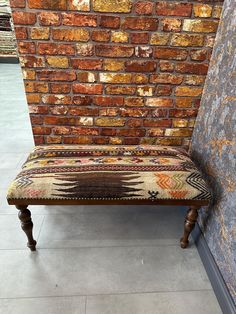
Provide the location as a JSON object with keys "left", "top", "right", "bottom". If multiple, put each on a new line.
{"left": 0, "top": 64, "right": 222, "bottom": 314}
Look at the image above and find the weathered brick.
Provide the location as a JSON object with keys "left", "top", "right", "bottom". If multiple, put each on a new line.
{"left": 159, "top": 61, "right": 175, "bottom": 72}
{"left": 135, "top": 46, "right": 153, "bottom": 58}
{"left": 169, "top": 109, "right": 198, "bottom": 118}
{"left": 14, "top": 27, "right": 27, "bottom": 39}
{"left": 100, "top": 73, "right": 132, "bottom": 83}
{"left": 50, "top": 83, "right": 71, "bottom": 94}
{"left": 52, "top": 29, "right": 89, "bottom": 42}
{"left": 37, "top": 70, "right": 76, "bottom": 81}
{"left": 150, "top": 73, "right": 183, "bottom": 85}
{"left": 118, "top": 129, "right": 146, "bottom": 137}
{"left": 212, "top": 5, "right": 222, "bottom": 19}
{"left": 12, "top": 12, "right": 36, "bottom": 25}
{"left": 132, "top": 74, "right": 148, "bottom": 84}
{"left": 18, "top": 41, "right": 35, "bottom": 54}
{"left": 154, "top": 48, "right": 188, "bottom": 60}
{"left": 39, "top": 12, "right": 61, "bottom": 26}
{"left": 127, "top": 119, "right": 143, "bottom": 128}
{"left": 176, "top": 62, "right": 208, "bottom": 75}
{"left": 170, "top": 34, "right": 204, "bottom": 47}
{"left": 64, "top": 137, "right": 93, "bottom": 144}
{"left": 72, "top": 96, "right": 91, "bottom": 106}
{"left": 100, "top": 16, "right": 120, "bottom": 29}
{"left": 190, "top": 49, "right": 208, "bottom": 61}
{"left": 175, "top": 86, "right": 203, "bottom": 97}
{"left": 28, "top": 0, "right": 66, "bottom": 10}
{"left": 72, "top": 59, "right": 103, "bottom": 70}
{"left": 156, "top": 2, "right": 192, "bottom": 17}
{"left": 62, "top": 13, "right": 97, "bottom": 27}
{"left": 78, "top": 72, "right": 97, "bottom": 83}
{"left": 193, "top": 4, "right": 212, "bottom": 17}
{"left": 109, "top": 137, "right": 122, "bottom": 145}
{"left": 30, "top": 115, "right": 43, "bottom": 125}
{"left": 68, "top": 0, "right": 90, "bottom": 11}
{"left": 184, "top": 75, "right": 205, "bottom": 86}
{"left": 165, "top": 128, "right": 192, "bottom": 137}
{"left": 44, "top": 116, "right": 76, "bottom": 125}
{"left": 123, "top": 17, "right": 158, "bottom": 31}
{"left": 32, "top": 126, "right": 51, "bottom": 135}
{"left": 42, "top": 94, "right": 71, "bottom": 104}
{"left": 50, "top": 106, "right": 69, "bottom": 115}
{"left": 105, "top": 85, "right": 136, "bottom": 95}
{"left": 30, "top": 27, "right": 49, "bottom": 39}
{"left": 38, "top": 43, "right": 75, "bottom": 55}
{"left": 205, "top": 35, "right": 215, "bottom": 48}
{"left": 73, "top": 84, "right": 103, "bottom": 94}
{"left": 95, "top": 118, "right": 126, "bottom": 127}
{"left": 125, "top": 61, "right": 156, "bottom": 72}
{"left": 25, "top": 82, "right": 48, "bottom": 93}
{"left": 10, "top": 0, "right": 25, "bottom": 8}
{"left": 140, "top": 138, "right": 157, "bottom": 145}
{"left": 91, "top": 30, "right": 110, "bottom": 42}
{"left": 46, "top": 136, "right": 62, "bottom": 144}
{"left": 46, "top": 56, "right": 69, "bottom": 68}
{"left": 156, "top": 138, "right": 182, "bottom": 146}
{"left": 173, "top": 119, "right": 188, "bottom": 128}
{"left": 93, "top": 96, "right": 123, "bottom": 106}
{"left": 146, "top": 98, "right": 173, "bottom": 107}
{"left": 69, "top": 107, "right": 98, "bottom": 116}
{"left": 96, "top": 45, "right": 134, "bottom": 57}
{"left": 20, "top": 56, "right": 45, "bottom": 68}
{"left": 183, "top": 19, "right": 219, "bottom": 33}
{"left": 137, "top": 86, "right": 154, "bottom": 97}
{"left": 130, "top": 33, "right": 149, "bottom": 44}
{"left": 150, "top": 33, "right": 170, "bottom": 45}
{"left": 93, "top": 0, "right": 131, "bottom": 12}
{"left": 76, "top": 44, "right": 93, "bottom": 56}
{"left": 176, "top": 98, "right": 192, "bottom": 108}
{"left": 26, "top": 93, "right": 40, "bottom": 103}
{"left": 156, "top": 86, "right": 172, "bottom": 96}
{"left": 124, "top": 97, "right": 145, "bottom": 107}
{"left": 111, "top": 31, "right": 129, "bottom": 43}
{"left": 71, "top": 127, "right": 99, "bottom": 136}
{"left": 100, "top": 128, "right": 117, "bottom": 135}
{"left": 135, "top": 1, "right": 154, "bottom": 15}
{"left": 77, "top": 117, "right": 93, "bottom": 125}
{"left": 147, "top": 128, "right": 164, "bottom": 137}
{"left": 28, "top": 105, "right": 48, "bottom": 114}
{"left": 99, "top": 108, "right": 118, "bottom": 116}
{"left": 123, "top": 138, "right": 140, "bottom": 145}
{"left": 162, "top": 18, "right": 181, "bottom": 32}
{"left": 120, "top": 108, "right": 149, "bottom": 117}
{"left": 143, "top": 119, "right": 171, "bottom": 127}
{"left": 103, "top": 60, "right": 124, "bottom": 71}
{"left": 22, "top": 69, "right": 35, "bottom": 80}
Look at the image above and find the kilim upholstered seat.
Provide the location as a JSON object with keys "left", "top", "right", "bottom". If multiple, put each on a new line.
{"left": 7, "top": 145, "right": 212, "bottom": 251}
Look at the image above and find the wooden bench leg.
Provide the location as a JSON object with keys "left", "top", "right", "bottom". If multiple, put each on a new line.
{"left": 16, "top": 205, "right": 37, "bottom": 251}
{"left": 180, "top": 206, "right": 199, "bottom": 249}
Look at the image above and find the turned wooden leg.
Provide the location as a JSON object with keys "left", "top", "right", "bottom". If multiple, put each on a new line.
{"left": 16, "top": 205, "right": 37, "bottom": 251}
{"left": 180, "top": 206, "right": 199, "bottom": 249}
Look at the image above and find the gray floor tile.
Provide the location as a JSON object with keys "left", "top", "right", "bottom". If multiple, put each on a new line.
{"left": 38, "top": 207, "right": 186, "bottom": 248}
{"left": 0, "top": 214, "right": 44, "bottom": 249}
{"left": 0, "top": 246, "right": 211, "bottom": 298}
{"left": 0, "top": 296, "right": 85, "bottom": 314}
{"left": 86, "top": 290, "right": 222, "bottom": 314}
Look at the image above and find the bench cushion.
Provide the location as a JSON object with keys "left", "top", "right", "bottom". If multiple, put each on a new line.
{"left": 7, "top": 145, "right": 211, "bottom": 201}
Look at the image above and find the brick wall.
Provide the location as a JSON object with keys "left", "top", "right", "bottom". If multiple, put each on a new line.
{"left": 10, "top": 0, "right": 223, "bottom": 146}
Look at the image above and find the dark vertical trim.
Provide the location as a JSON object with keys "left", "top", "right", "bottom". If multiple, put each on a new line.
{"left": 192, "top": 223, "right": 236, "bottom": 314}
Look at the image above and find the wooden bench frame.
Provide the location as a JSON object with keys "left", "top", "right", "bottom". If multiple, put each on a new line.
{"left": 8, "top": 198, "right": 209, "bottom": 251}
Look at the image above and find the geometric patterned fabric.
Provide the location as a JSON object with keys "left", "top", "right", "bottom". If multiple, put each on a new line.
{"left": 7, "top": 145, "right": 212, "bottom": 201}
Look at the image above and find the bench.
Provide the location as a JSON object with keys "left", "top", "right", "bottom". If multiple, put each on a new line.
{"left": 7, "top": 145, "right": 211, "bottom": 251}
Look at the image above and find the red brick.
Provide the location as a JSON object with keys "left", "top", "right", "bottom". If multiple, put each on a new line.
{"left": 28, "top": 105, "right": 49, "bottom": 114}
{"left": 156, "top": 2, "right": 192, "bottom": 17}
{"left": 26, "top": 93, "right": 40, "bottom": 104}
{"left": 42, "top": 95, "right": 71, "bottom": 104}
{"left": 77, "top": 72, "right": 97, "bottom": 83}
{"left": 100, "top": 128, "right": 117, "bottom": 136}
{"left": 99, "top": 108, "right": 119, "bottom": 116}
{"left": 39, "top": 12, "right": 61, "bottom": 26}
{"left": 37, "top": 70, "right": 76, "bottom": 81}
{"left": 20, "top": 56, "right": 44, "bottom": 67}
{"left": 91, "top": 30, "right": 110, "bottom": 42}
{"left": 130, "top": 33, "right": 149, "bottom": 44}
{"left": 14, "top": 27, "right": 27, "bottom": 39}
{"left": 124, "top": 97, "right": 145, "bottom": 107}
{"left": 32, "top": 126, "right": 51, "bottom": 135}
{"left": 151, "top": 109, "right": 168, "bottom": 117}
{"left": 120, "top": 108, "right": 149, "bottom": 117}
{"left": 52, "top": 29, "right": 89, "bottom": 42}
{"left": 18, "top": 41, "right": 35, "bottom": 54}
{"left": 127, "top": 119, "right": 143, "bottom": 128}
{"left": 12, "top": 12, "right": 36, "bottom": 25}
{"left": 162, "top": 18, "right": 181, "bottom": 32}
{"left": 62, "top": 13, "right": 97, "bottom": 27}
{"left": 147, "top": 128, "right": 164, "bottom": 137}
{"left": 123, "top": 138, "right": 140, "bottom": 145}
{"left": 50, "top": 83, "right": 71, "bottom": 94}
{"left": 46, "top": 136, "right": 62, "bottom": 144}
{"left": 96, "top": 45, "right": 134, "bottom": 57}
{"left": 71, "top": 59, "right": 103, "bottom": 70}
{"left": 68, "top": 107, "right": 99, "bottom": 116}
{"left": 146, "top": 98, "right": 173, "bottom": 107}
{"left": 125, "top": 61, "right": 156, "bottom": 72}
{"left": 105, "top": 86, "right": 136, "bottom": 95}
{"left": 34, "top": 136, "right": 44, "bottom": 145}
{"left": 64, "top": 137, "right": 93, "bottom": 144}
{"left": 135, "top": 1, "right": 154, "bottom": 15}
{"left": 143, "top": 119, "right": 171, "bottom": 127}
{"left": 28, "top": 0, "right": 66, "bottom": 10}
{"left": 100, "top": 16, "right": 120, "bottom": 29}
{"left": 190, "top": 49, "right": 208, "bottom": 61}
{"left": 73, "top": 84, "right": 103, "bottom": 94}
{"left": 169, "top": 109, "right": 198, "bottom": 118}
{"left": 118, "top": 129, "right": 146, "bottom": 137}
{"left": 150, "top": 73, "right": 183, "bottom": 84}
{"left": 93, "top": 96, "right": 123, "bottom": 107}
{"left": 50, "top": 106, "right": 68, "bottom": 115}
{"left": 10, "top": 0, "right": 25, "bottom": 7}
{"left": 25, "top": 82, "right": 48, "bottom": 93}
{"left": 176, "top": 63, "right": 209, "bottom": 75}
{"left": 38, "top": 43, "right": 75, "bottom": 55}
{"left": 123, "top": 17, "right": 158, "bottom": 31}
{"left": 154, "top": 48, "right": 188, "bottom": 60}
{"left": 73, "top": 96, "right": 92, "bottom": 106}
{"left": 159, "top": 61, "right": 175, "bottom": 72}
{"left": 156, "top": 86, "right": 172, "bottom": 96}
{"left": 30, "top": 115, "right": 43, "bottom": 125}
{"left": 71, "top": 127, "right": 99, "bottom": 136}
{"left": 44, "top": 116, "right": 76, "bottom": 125}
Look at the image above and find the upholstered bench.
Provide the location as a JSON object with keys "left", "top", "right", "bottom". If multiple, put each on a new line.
{"left": 7, "top": 145, "right": 211, "bottom": 251}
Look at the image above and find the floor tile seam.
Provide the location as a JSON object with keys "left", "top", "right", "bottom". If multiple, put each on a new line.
{"left": 0, "top": 288, "right": 215, "bottom": 301}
